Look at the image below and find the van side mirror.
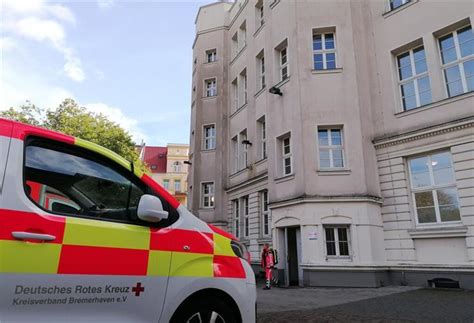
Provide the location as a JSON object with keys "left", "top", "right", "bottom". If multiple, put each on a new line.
{"left": 137, "top": 194, "right": 169, "bottom": 223}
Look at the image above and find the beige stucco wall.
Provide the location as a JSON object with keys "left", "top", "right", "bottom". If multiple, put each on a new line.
{"left": 189, "top": 0, "right": 474, "bottom": 278}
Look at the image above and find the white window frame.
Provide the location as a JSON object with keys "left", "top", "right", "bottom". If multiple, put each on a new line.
{"left": 261, "top": 190, "right": 270, "bottom": 237}
{"left": 232, "top": 78, "right": 239, "bottom": 111}
{"left": 255, "top": 0, "right": 264, "bottom": 29}
{"left": 242, "top": 196, "right": 249, "bottom": 238}
{"left": 174, "top": 179, "right": 181, "bottom": 192}
{"left": 233, "top": 199, "right": 240, "bottom": 238}
{"left": 408, "top": 152, "right": 461, "bottom": 226}
{"left": 279, "top": 47, "right": 289, "bottom": 81}
{"left": 388, "top": 0, "right": 410, "bottom": 11}
{"left": 206, "top": 49, "right": 217, "bottom": 63}
{"left": 396, "top": 46, "right": 431, "bottom": 110}
{"left": 232, "top": 136, "right": 239, "bottom": 173}
{"left": 172, "top": 161, "right": 181, "bottom": 172}
{"left": 239, "top": 21, "right": 247, "bottom": 51}
{"left": 232, "top": 32, "right": 239, "bottom": 58}
{"left": 318, "top": 127, "right": 345, "bottom": 169}
{"left": 241, "top": 70, "right": 248, "bottom": 106}
{"left": 205, "top": 78, "right": 217, "bottom": 97}
{"left": 438, "top": 25, "right": 473, "bottom": 97}
{"left": 240, "top": 130, "right": 248, "bottom": 171}
{"left": 258, "top": 117, "right": 267, "bottom": 160}
{"left": 201, "top": 182, "right": 215, "bottom": 208}
{"left": 258, "top": 54, "right": 266, "bottom": 90}
{"left": 324, "top": 226, "right": 351, "bottom": 257}
{"left": 312, "top": 32, "right": 337, "bottom": 70}
{"left": 163, "top": 179, "right": 169, "bottom": 190}
{"left": 281, "top": 135, "right": 292, "bottom": 176}
{"left": 203, "top": 124, "right": 216, "bottom": 150}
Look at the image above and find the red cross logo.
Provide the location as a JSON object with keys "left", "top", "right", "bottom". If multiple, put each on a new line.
{"left": 132, "top": 282, "right": 145, "bottom": 297}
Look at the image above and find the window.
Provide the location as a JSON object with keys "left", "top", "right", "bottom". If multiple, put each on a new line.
{"left": 242, "top": 196, "right": 249, "bottom": 237}
{"left": 408, "top": 151, "right": 461, "bottom": 224}
{"left": 240, "top": 129, "right": 248, "bottom": 170}
{"left": 232, "top": 130, "right": 248, "bottom": 173}
{"left": 232, "top": 32, "right": 239, "bottom": 57}
{"left": 261, "top": 190, "right": 270, "bottom": 236}
{"left": 257, "top": 116, "right": 267, "bottom": 160}
{"left": 318, "top": 127, "right": 344, "bottom": 169}
{"left": 256, "top": 0, "right": 264, "bottom": 30}
{"left": 439, "top": 25, "right": 473, "bottom": 97}
{"left": 279, "top": 47, "right": 289, "bottom": 81}
{"left": 232, "top": 78, "right": 239, "bottom": 111}
{"left": 201, "top": 182, "right": 215, "bottom": 208}
{"left": 24, "top": 139, "right": 157, "bottom": 224}
{"left": 174, "top": 180, "right": 181, "bottom": 192}
{"left": 257, "top": 50, "right": 265, "bottom": 90}
{"left": 313, "top": 32, "right": 336, "bottom": 70}
{"left": 163, "top": 179, "right": 170, "bottom": 190}
{"left": 239, "top": 21, "right": 247, "bottom": 50}
{"left": 233, "top": 199, "right": 240, "bottom": 238}
{"left": 389, "top": 0, "right": 410, "bottom": 11}
{"left": 203, "top": 124, "right": 216, "bottom": 150}
{"left": 325, "top": 226, "right": 350, "bottom": 257}
{"left": 206, "top": 49, "right": 217, "bottom": 63}
{"left": 205, "top": 78, "right": 217, "bottom": 97}
{"left": 396, "top": 46, "right": 432, "bottom": 110}
{"left": 240, "top": 68, "right": 248, "bottom": 106}
{"left": 279, "top": 134, "right": 292, "bottom": 176}
{"left": 172, "top": 161, "right": 181, "bottom": 172}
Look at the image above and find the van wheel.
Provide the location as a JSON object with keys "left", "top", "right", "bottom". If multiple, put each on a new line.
{"left": 172, "top": 297, "right": 237, "bottom": 323}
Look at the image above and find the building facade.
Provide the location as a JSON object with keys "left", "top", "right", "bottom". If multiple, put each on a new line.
{"left": 140, "top": 144, "right": 189, "bottom": 205}
{"left": 188, "top": 0, "right": 474, "bottom": 288}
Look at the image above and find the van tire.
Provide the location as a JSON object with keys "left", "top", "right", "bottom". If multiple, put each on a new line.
{"left": 171, "top": 296, "right": 237, "bottom": 323}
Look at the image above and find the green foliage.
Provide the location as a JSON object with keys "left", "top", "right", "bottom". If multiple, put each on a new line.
{"left": 1, "top": 98, "right": 148, "bottom": 173}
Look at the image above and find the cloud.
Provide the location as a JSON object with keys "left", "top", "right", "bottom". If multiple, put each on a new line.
{"left": 84, "top": 103, "right": 149, "bottom": 144}
{"left": 15, "top": 17, "right": 65, "bottom": 46}
{"left": 0, "top": 37, "right": 17, "bottom": 51}
{"left": 2, "top": 2, "right": 84, "bottom": 82}
{"left": 97, "top": 0, "right": 115, "bottom": 9}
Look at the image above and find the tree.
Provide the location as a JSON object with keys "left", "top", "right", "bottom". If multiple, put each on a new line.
{"left": 1, "top": 98, "right": 148, "bottom": 172}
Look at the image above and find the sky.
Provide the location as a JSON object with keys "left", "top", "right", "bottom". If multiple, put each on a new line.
{"left": 1, "top": 0, "right": 210, "bottom": 146}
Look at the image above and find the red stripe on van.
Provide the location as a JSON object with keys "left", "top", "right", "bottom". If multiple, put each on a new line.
{"left": 11, "top": 122, "right": 75, "bottom": 144}
{"left": 0, "top": 119, "right": 13, "bottom": 138}
{"left": 213, "top": 255, "right": 246, "bottom": 279}
{"left": 58, "top": 245, "right": 149, "bottom": 275}
{"left": 150, "top": 228, "right": 214, "bottom": 254}
{"left": 0, "top": 209, "right": 65, "bottom": 243}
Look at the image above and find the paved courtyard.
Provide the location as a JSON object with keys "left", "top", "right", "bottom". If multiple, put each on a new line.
{"left": 256, "top": 285, "right": 474, "bottom": 322}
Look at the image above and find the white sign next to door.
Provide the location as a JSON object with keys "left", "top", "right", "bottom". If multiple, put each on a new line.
{"left": 308, "top": 231, "right": 318, "bottom": 240}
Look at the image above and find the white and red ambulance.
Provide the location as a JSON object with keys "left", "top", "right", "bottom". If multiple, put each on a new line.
{"left": 0, "top": 118, "right": 256, "bottom": 322}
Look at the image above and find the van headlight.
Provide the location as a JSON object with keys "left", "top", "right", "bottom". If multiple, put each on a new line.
{"left": 231, "top": 240, "right": 251, "bottom": 263}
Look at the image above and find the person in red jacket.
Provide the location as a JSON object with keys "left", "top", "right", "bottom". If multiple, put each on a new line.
{"left": 261, "top": 244, "right": 275, "bottom": 290}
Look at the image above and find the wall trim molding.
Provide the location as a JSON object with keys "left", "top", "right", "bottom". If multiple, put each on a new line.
{"left": 373, "top": 117, "right": 474, "bottom": 149}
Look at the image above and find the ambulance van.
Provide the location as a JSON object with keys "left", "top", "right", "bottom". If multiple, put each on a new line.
{"left": 0, "top": 118, "right": 256, "bottom": 322}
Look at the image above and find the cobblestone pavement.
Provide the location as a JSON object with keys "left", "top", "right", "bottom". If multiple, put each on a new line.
{"left": 257, "top": 285, "right": 474, "bottom": 322}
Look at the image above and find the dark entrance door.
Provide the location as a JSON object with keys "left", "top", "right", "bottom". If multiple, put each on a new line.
{"left": 287, "top": 227, "right": 299, "bottom": 286}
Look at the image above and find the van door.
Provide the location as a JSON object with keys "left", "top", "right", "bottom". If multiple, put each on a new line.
{"left": 0, "top": 136, "right": 172, "bottom": 322}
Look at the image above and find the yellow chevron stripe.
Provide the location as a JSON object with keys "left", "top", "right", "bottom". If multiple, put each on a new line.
{"left": 213, "top": 234, "right": 235, "bottom": 256}
{"left": 63, "top": 217, "right": 150, "bottom": 250}
{"left": 170, "top": 252, "right": 213, "bottom": 277}
{"left": 0, "top": 240, "right": 61, "bottom": 274}
{"left": 74, "top": 138, "right": 131, "bottom": 171}
{"left": 147, "top": 250, "right": 172, "bottom": 276}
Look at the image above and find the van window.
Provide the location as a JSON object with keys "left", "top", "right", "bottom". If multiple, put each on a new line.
{"left": 24, "top": 139, "right": 149, "bottom": 225}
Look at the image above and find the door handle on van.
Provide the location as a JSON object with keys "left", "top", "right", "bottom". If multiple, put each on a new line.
{"left": 12, "top": 231, "right": 56, "bottom": 242}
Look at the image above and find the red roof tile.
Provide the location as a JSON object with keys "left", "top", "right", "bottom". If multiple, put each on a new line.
{"left": 142, "top": 146, "right": 167, "bottom": 173}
